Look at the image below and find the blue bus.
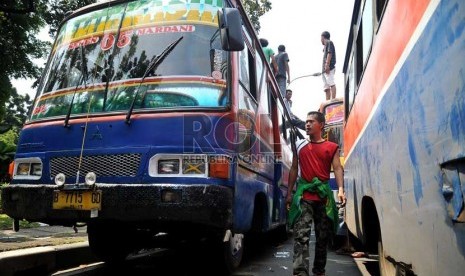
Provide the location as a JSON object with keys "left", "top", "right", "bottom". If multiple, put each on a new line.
{"left": 2, "top": 0, "right": 297, "bottom": 270}
{"left": 342, "top": 0, "right": 465, "bottom": 274}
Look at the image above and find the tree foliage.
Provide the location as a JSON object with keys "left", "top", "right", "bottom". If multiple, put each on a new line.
{"left": 0, "top": 131, "right": 17, "bottom": 182}
{"left": 0, "top": 88, "right": 31, "bottom": 181}
{"left": 242, "top": 0, "right": 272, "bottom": 32}
{"left": 0, "top": 1, "right": 49, "bottom": 81}
{"left": 3, "top": 88, "right": 32, "bottom": 134}
{"left": 43, "top": 0, "right": 96, "bottom": 37}
{"left": 0, "top": 0, "right": 96, "bottom": 123}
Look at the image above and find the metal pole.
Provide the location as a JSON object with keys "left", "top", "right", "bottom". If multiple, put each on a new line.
{"left": 288, "top": 72, "right": 321, "bottom": 86}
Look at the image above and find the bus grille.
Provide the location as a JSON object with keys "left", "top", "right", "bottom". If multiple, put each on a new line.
{"left": 50, "top": 154, "right": 141, "bottom": 178}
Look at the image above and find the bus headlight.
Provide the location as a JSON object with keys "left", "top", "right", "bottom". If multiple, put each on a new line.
{"left": 55, "top": 173, "right": 66, "bottom": 186}
{"left": 16, "top": 163, "right": 30, "bottom": 176}
{"left": 85, "top": 172, "right": 97, "bottom": 185}
{"left": 13, "top": 158, "right": 43, "bottom": 180}
{"left": 31, "top": 163, "right": 43, "bottom": 176}
{"left": 158, "top": 159, "right": 180, "bottom": 174}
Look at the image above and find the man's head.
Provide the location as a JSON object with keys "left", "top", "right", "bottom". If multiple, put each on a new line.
{"left": 321, "top": 31, "right": 330, "bottom": 44}
{"left": 278, "top": 45, "right": 285, "bottom": 52}
{"left": 285, "top": 89, "right": 293, "bottom": 99}
{"left": 259, "top": 38, "right": 268, "bottom": 47}
{"left": 306, "top": 111, "right": 325, "bottom": 135}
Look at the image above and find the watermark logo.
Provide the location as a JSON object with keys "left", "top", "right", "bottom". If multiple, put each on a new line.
{"left": 182, "top": 113, "right": 283, "bottom": 164}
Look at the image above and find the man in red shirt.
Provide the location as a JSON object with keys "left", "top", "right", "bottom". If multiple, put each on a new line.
{"left": 286, "top": 111, "right": 346, "bottom": 276}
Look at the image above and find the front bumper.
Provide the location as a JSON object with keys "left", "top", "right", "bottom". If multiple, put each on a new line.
{"left": 2, "top": 184, "right": 233, "bottom": 229}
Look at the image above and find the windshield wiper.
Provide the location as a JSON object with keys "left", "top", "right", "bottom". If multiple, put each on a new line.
{"left": 125, "top": 36, "right": 184, "bottom": 124}
{"left": 64, "top": 45, "right": 88, "bottom": 127}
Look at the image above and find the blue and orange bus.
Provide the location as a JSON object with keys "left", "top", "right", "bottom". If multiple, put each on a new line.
{"left": 342, "top": 0, "right": 465, "bottom": 274}
{"left": 1, "top": 0, "right": 297, "bottom": 269}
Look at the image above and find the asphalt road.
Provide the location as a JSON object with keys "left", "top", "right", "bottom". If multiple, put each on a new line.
{"left": 52, "top": 231, "right": 367, "bottom": 276}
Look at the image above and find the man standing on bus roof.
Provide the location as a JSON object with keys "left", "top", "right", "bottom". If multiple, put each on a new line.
{"left": 286, "top": 111, "right": 346, "bottom": 276}
{"left": 260, "top": 38, "right": 278, "bottom": 73}
{"left": 275, "top": 44, "right": 290, "bottom": 98}
{"left": 321, "top": 31, "right": 336, "bottom": 100}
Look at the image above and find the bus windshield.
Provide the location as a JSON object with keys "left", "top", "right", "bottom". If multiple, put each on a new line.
{"left": 31, "top": 0, "right": 227, "bottom": 121}
{"left": 322, "top": 100, "right": 344, "bottom": 156}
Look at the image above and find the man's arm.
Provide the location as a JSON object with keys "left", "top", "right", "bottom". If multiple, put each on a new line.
{"left": 332, "top": 149, "right": 346, "bottom": 205}
{"left": 286, "top": 150, "right": 298, "bottom": 209}
{"left": 325, "top": 52, "right": 332, "bottom": 74}
{"left": 285, "top": 59, "right": 290, "bottom": 83}
{"left": 271, "top": 54, "right": 278, "bottom": 73}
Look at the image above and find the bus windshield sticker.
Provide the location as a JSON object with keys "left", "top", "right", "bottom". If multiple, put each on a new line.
{"left": 325, "top": 104, "right": 344, "bottom": 125}
{"left": 54, "top": 0, "right": 223, "bottom": 53}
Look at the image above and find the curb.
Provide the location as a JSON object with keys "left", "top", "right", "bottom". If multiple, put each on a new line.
{"left": 0, "top": 242, "right": 98, "bottom": 276}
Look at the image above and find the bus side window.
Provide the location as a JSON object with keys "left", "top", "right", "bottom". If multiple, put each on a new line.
{"left": 256, "top": 49, "right": 269, "bottom": 116}
{"left": 239, "top": 46, "right": 251, "bottom": 93}
{"left": 238, "top": 27, "right": 257, "bottom": 102}
{"left": 277, "top": 106, "right": 287, "bottom": 142}
{"left": 259, "top": 82, "right": 269, "bottom": 117}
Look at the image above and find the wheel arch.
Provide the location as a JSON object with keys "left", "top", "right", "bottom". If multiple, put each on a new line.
{"left": 361, "top": 196, "right": 381, "bottom": 254}
{"left": 250, "top": 192, "right": 269, "bottom": 233}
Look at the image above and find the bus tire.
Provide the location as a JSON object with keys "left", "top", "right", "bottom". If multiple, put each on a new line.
{"left": 87, "top": 223, "right": 131, "bottom": 263}
{"left": 223, "top": 232, "right": 244, "bottom": 271}
{"left": 273, "top": 223, "right": 290, "bottom": 243}
{"left": 378, "top": 239, "right": 396, "bottom": 276}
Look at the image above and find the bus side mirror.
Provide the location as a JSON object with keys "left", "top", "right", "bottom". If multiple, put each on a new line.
{"left": 218, "top": 8, "right": 244, "bottom": 51}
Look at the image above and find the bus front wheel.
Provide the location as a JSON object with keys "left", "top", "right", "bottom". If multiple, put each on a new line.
{"left": 87, "top": 222, "right": 132, "bottom": 263}
{"left": 223, "top": 231, "right": 244, "bottom": 271}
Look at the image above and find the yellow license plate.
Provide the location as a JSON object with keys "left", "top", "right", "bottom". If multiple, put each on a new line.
{"left": 52, "top": 190, "right": 102, "bottom": 210}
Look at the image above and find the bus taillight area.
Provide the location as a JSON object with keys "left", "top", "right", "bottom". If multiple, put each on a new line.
{"left": 1, "top": 183, "right": 233, "bottom": 230}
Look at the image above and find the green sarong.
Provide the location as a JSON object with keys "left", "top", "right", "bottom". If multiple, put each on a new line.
{"left": 288, "top": 177, "right": 339, "bottom": 233}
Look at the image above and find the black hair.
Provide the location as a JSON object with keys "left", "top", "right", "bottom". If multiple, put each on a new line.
{"left": 259, "top": 38, "right": 268, "bottom": 47}
{"left": 321, "top": 31, "right": 330, "bottom": 39}
{"left": 307, "top": 111, "right": 325, "bottom": 125}
{"left": 278, "top": 45, "right": 285, "bottom": 52}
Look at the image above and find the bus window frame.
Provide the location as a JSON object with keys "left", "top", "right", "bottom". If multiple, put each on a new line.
{"left": 375, "top": 0, "right": 389, "bottom": 33}
{"left": 344, "top": 0, "right": 378, "bottom": 120}
{"left": 238, "top": 28, "right": 258, "bottom": 104}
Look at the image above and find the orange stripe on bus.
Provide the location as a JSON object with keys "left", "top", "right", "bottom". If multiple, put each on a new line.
{"left": 22, "top": 111, "right": 233, "bottom": 129}
{"left": 344, "top": 0, "right": 431, "bottom": 157}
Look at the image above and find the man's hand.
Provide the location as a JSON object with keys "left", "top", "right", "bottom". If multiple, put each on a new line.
{"left": 324, "top": 64, "right": 330, "bottom": 74}
{"left": 338, "top": 187, "right": 346, "bottom": 206}
{"left": 286, "top": 193, "right": 292, "bottom": 211}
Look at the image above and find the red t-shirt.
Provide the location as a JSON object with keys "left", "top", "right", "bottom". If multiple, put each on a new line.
{"left": 296, "top": 139, "right": 338, "bottom": 201}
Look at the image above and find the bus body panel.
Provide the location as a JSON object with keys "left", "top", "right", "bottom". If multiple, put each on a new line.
{"left": 344, "top": 0, "right": 465, "bottom": 274}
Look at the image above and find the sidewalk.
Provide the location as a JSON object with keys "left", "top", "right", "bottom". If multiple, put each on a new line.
{"left": 0, "top": 224, "right": 88, "bottom": 252}
{"left": 0, "top": 225, "right": 95, "bottom": 275}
